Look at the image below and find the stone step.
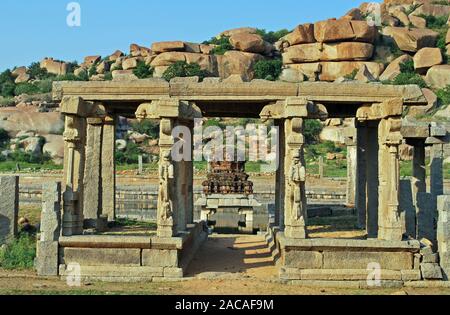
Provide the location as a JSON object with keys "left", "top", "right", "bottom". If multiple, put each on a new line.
{"left": 280, "top": 268, "right": 421, "bottom": 281}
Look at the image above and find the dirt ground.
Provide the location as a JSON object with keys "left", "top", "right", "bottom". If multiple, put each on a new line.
{"left": 1, "top": 234, "right": 450, "bottom": 295}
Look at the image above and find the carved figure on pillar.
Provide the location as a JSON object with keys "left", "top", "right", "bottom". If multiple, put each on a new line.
{"left": 159, "top": 150, "right": 174, "bottom": 224}
{"left": 289, "top": 152, "right": 306, "bottom": 221}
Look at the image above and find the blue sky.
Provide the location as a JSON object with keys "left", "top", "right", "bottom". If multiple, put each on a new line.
{"left": 0, "top": 0, "right": 371, "bottom": 71}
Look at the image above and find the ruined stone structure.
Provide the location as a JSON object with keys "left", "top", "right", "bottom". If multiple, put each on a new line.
{"left": 0, "top": 176, "right": 19, "bottom": 245}
{"left": 33, "top": 78, "right": 449, "bottom": 285}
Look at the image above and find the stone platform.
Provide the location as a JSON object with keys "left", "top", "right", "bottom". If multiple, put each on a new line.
{"left": 57, "top": 222, "right": 207, "bottom": 282}
{"left": 267, "top": 228, "right": 428, "bottom": 287}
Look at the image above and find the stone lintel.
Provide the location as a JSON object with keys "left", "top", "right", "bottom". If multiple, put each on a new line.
{"left": 60, "top": 96, "right": 101, "bottom": 117}
{"left": 425, "top": 137, "right": 446, "bottom": 145}
{"left": 278, "top": 233, "right": 421, "bottom": 252}
{"left": 357, "top": 98, "right": 403, "bottom": 121}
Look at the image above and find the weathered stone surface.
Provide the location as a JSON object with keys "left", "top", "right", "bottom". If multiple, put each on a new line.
{"left": 409, "top": 15, "right": 427, "bottom": 28}
{"left": 130, "top": 44, "right": 152, "bottom": 57}
{"left": 142, "top": 249, "right": 178, "bottom": 267}
{"left": 220, "top": 27, "right": 257, "bottom": 37}
{"left": 279, "top": 68, "right": 305, "bottom": 83}
{"left": 150, "top": 52, "right": 215, "bottom": 74}
{"left": 383, "top": 27, "right": 439, "bottom": 52}
{"left": 314, "top": 19, "right": 377, "bottom": 43}
{"left": 59, "top": 265, "right": 164, "bottom": 279}
{"left": 408, "top": 88, "right": 438, "bottom": 117}
{"left": 342, "top": 8, "right": 363, "bottom": 21}
{"left": 151, "top": 41, "right": 185, "bottom": 54}
{"left": 40, "top": 58, "right": 68, "bottom": 76}
{"left": 14, "top": 73, "right": 30, "bottom": 84}
{"left": 112, "top": 70, "right": 139, "bottom": 81}
{"left": 11, "top": 66, "right": 27, "bottom": 78}
{"left": 282, "top": 24, "right": 316, "bottom": 46}
{"left": 401, "top": 269, "right": 422, "bottom": 281}
{"left": 109, "top": 50, "right": 124, "bottom": 61}
{"left": 420, "top": 263, "right": 443, "bottom": 280}
{"left": 425, "top": 65, "right": 450, "bottom": 89}
{"left": 300, "top": 269, "right": 402, "bottom": 281}
{"left": 122, "top": 57, "right": 139, "bottom": 70}
{"left": 447, "top": 29, "right": 450, "bottom": 45}
{"left": 319, "top": 61, "right": 384, "bottom": 81}
{"left": 414, "top": 48, "right": 442, "bottom": 73}
{"left": 40, "top": 182, "right": 61, "bottom": 242}
{"left": 62, "top": 248, "right": 141, "bottom": 266}
{"left": 322, "top": 251, "right": 414, "bottom": 270}
{"left": 83, "top": 55, "right": 101, "bottom": 67}
{"left": 380, "top": 54, "right": 413, "bottom": 81}
{"left": 283, "top": 250, "right": 322, "bottom": 269}
{"left": 355, "top": 64, "right": 376, "bottom": 83}
{"left": 283, "top": 42, "right": 374, "bottom": 63}
{"left": 411, "top": 3, "right": 450, "bottom": 17}
{"left": 229, "top": 33, "right": 266, "bottom": 53}
{"left": 0, "top": 176, "right": 19, "bottom": 244}
{"left": 216, "top": 51, "right": 264, "bottom": 81}
{"left": 287, "top": 63, "right": 321, "bottom": 80}
{"left": 36, "top": 241, "right": 59, "bottom": 276}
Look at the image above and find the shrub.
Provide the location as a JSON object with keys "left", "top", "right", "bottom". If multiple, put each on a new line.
{"left": 388, "top": 72, "right": 428, "bottom": 88}
{"left": 131, "top": 119, "right": 160, "bottom": 138}
{"left": 399, "top": 59, "right": 415, "bottom": 73}
{"left": 0, "top": 128, "right": 9, "bottom": 147}
{"left": 1, "top": 81, "right": 15, "bottom": 98}
{"left": 35, "top": 79, "right": 53, "bottom": 93}
{"left": 66, "top": 61, "right": 79, "bottom": 74}
{"left": 254, "top": 59, "right": 283, "bottom": 81}
{"left": 0, "top": 234, "right": 36, "bottom": 270}
{"left": 304, "top": 120, "right": 323, "bottom": 144}
{"left": 204, "top": 36, "right": 233, "bottom": 55}
{"left": 0, "top": 69, "right": 14, "bottom": 84}
{"left": 9, "top": 149, "right": 52, "bottom": 164}
{"left": 419, "top": 14, "right": 449, "bottom": 29}
{"left": 115, "top": 141, "right": 143, "bottom": 164}
{"left": 0, "top": 97, "right": 15, "bottom": 107}
{"left": 162, "top": 61, "right": 208, "bottom": 81}
{"left": 436, "top": 85, "right": 450, "bottom": 105}
{"left": 133, "top": 60, "right": 154, "bottom": 79}
{"left": 14, "top": 82, "right": 40, "bottom": 95}
{"left": 256, "top": 29, "right": 290, "bottom": 44}
{"left": 344, "top": 69, "right": 358, "bottom": 80}
{"left": 27, "top": 62, "right": 54, "bottom": 80}
{"left": 88, "top": 65, "right": 97, "bottom": 77}
{"left": 104, "top": 72, "right": 113, "bottom": 81}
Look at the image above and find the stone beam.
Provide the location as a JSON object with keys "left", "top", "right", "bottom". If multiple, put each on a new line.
{"left": 53, "top": 81, "right": 426, "bottom": 105}
{"left": 356, "top": 98, "right": 403, "bottom": 121}
{"left": 135, "top": 98, "right": 202, "bottom": 121}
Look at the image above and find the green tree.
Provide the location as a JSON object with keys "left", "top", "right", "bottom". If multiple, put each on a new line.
{"left": 254, "top": 59, "right": 283, "bottom": 81}
{"left": 203, "top": 36, "right": 233, "bottom": 55}
{"left": 304, "top": 120, "right": 323, "bottom": 144}
{"left": 133, "top": 61, "right": 154, "bottom": 79}
{"left": 162, "top": 61, "right": 208, "bottom": 81}
{"left": 256, "top": 29, "right": 290, "bottom": 44}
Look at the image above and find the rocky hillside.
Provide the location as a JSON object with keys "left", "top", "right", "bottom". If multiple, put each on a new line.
{"left": 0, "top": 0, "right": 449, "bottom": 166}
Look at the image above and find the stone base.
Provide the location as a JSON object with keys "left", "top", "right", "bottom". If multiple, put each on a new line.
{"left": 51, "top": 222, "right": 208, "bottom": 282}
{"left": 271, "top": 229, "right": 427, "bottom": 286}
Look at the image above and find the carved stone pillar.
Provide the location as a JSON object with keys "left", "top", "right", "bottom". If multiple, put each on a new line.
{"left": 378, "top": 117, "right": 404, "bottom": 241}
{"left": 158, "top": 118, "right": 177, "bottom": 238}
{"left": 284, "top": 117, "right": 307, "bottom": 239}
{"left": 101, "top": 116, "right": 116, "bottom": 222}
{"left": 61, "top": 114, "right": 86, "bottom": 236}
{"left": 274, "top": 119, "right": 285, "bottom": 229}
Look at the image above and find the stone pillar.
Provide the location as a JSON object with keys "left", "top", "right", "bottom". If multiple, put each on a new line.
{"left": 430, "top": 142, "right": 444, "bottom": 199}
{"left": 284, "top": 117, "right": 307, "bottom": 239}
{"left": 437, "top": 195, "right": 450, "bottom": 280}
{"left": 274, "top": 119, "right": 285, "bottom": 228}
{"left": 82, "top": 118, "right": 103, "bottom": 229}
{"left": 355, "top": 123, "right": 367, "bottom": 230}
{"left": 0, "top": 176, "right": 19, "bottom": 244}
{"left": 157, "top": 118, "right": 177, "bottom": 237}
{"left": 378, "top": 118, "right": 404, "bottom": 241}
{"left": 101, "top": 117, "right": 116, "bottom": 222}
{"left": 345, "top": 139, "right": 357, "bottom": 207}
{"left": 366, "top": 123, "right": 379, "bottom": 238}
{"left": 36, "top": 182, "right": 61, "bottom": 276}
{"left": 60, "top": 96, "right": 101, "bottom": 236}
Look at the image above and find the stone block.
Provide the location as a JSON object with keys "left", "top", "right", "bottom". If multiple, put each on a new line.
{"left": 163, "top": 267, "right": 183, "bottom": 278}
{"left": 283, "top": 250, "right": 322, "bottom": 269}
{"left": 0, "top": 176, "right": 19, "bottom": 244}
{"left": 299, "top": 269, "right": 401, "bottom": 281}
{"left": 62, "top": 248, "right": 141, "bottom": 266}
{"left": 36, "top": 241, "right": 59, "bottom": 276}
{"left": 422, "top": 253, "right": 439, "bottom": 264}
{"left": 142, "top": 249, "right": 179, "bottom": 267}
{"left": 40, "top": 182, "right": 61, "bottom": 242}
{"left": 420, "top": 263, "right": 443, "bottom": 280}
{"left": 401, "top": 269, "right": 422, "bottom": 281}
{"left": 322, "top": 251, "right": 413, "bottom": 270}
